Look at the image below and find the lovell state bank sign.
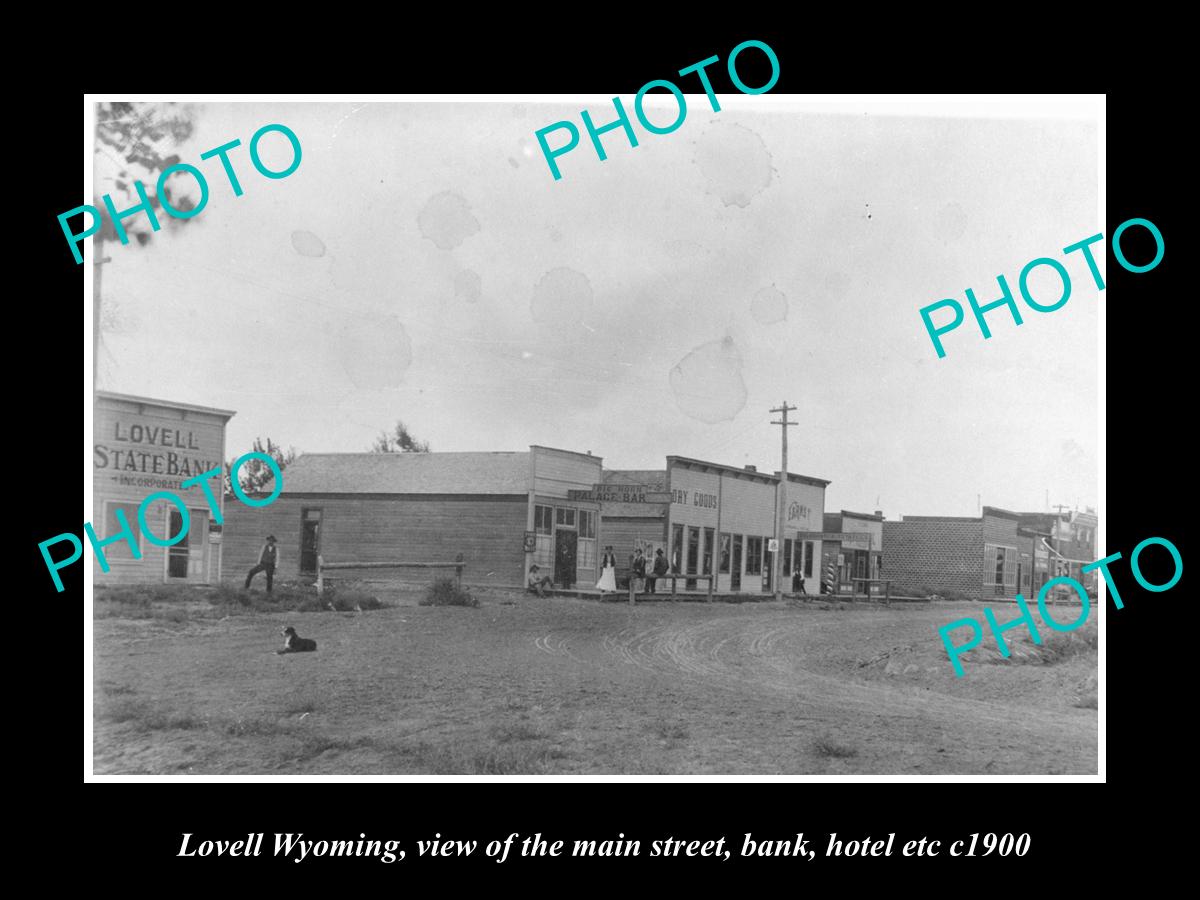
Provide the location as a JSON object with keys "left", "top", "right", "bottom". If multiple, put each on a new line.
{"left": 93, "top": 391, "right": 234, "bottom": 494}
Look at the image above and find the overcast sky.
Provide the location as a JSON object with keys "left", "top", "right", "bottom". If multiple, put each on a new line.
{"left": 95, "top": 98, "right": 1099, "bottom": 518}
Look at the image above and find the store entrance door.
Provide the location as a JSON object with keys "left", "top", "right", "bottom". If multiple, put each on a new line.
{"left": 555, "top": 530, "right": 578, "bottom": 588}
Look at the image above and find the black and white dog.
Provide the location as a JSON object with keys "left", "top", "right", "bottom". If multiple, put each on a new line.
{"left": 278, "top": 625, "right": 317, "bottom": 654}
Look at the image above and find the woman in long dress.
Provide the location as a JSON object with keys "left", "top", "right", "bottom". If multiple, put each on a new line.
{"left": 596, "top": 545, "right": 617, "bottom": 595}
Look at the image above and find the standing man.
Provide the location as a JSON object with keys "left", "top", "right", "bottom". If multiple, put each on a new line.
{"left": 648, "top": 548, "right": 668, "bottom": 594}
{"left": 246, "top": 535, "right": 280, "bottom": 593}
{"left": 631, "top": 548, "right": 647, "bottom": 595}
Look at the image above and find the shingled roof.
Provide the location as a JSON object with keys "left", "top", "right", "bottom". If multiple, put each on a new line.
{"left": 281, "top": 452, "right": 531, "bottom": 495}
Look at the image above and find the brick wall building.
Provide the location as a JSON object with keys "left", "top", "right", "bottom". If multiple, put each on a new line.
{"left": 883, "top": 506, "right": 1036, "bottom": 601}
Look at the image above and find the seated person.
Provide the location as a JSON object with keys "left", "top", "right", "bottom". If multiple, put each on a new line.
{"left": 527, "top": 564, "right": 554, "bottom": 597}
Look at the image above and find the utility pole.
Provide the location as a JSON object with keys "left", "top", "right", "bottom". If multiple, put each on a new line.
{"left": 93, "top": 243, "right": 112, "bottom": 385}
{"left": 771, "top": 402, "right": 797, "bottom": 603}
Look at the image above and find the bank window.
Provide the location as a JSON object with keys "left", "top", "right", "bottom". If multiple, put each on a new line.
{"left": 534, "top": 505, "right": 553, "bottom": 535}
{"left": 803, "top": 541, "right": 814, "bottom": 578}
{"left": 578, "top": 509, "right": 596, "bottom": 539}
{"left": 746, "top": 536, "right": 763, "bottom": 575}
{"left": 555, "top": 507, "right": 576, "bottom": 528}
{"left": 718, "top": 533, "right": 731, "bottom": 573}
{"left": 102, "top": 502, "right": 142, "bottom": 562}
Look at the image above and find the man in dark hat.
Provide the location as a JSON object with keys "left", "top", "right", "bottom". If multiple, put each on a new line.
{"left": 246, "top": 535, "right": 280, "bottom": 593}
{"left": 647, "top": 548, "right": 668, "bottom": 594}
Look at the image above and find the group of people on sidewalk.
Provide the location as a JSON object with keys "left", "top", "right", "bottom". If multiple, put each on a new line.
{"left": 527, "top": 545, "right": 672, "bottom": 598}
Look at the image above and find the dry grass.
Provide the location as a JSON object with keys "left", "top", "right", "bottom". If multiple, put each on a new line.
{"left": 812, "top": 738, "right": 858, "bottom": 759}
{"left": 94, "top": 582, "right": 385, "bottom": 622}
{"left": 92, "top": 593, "right": 1098, "bottom": 775}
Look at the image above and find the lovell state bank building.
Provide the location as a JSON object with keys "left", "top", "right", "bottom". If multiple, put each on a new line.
{"left": 92, "top": 391, "right": 234, "bottom": 585}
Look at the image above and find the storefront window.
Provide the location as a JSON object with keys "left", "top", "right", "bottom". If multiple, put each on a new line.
{"left": 783, "top": 538, "right": 793, "bottom": 576}
{"left": 803, "top": 541, "right": 814, "bottom": 578}
{"left": 103, "top": 502, "right": 142, "bottom": 561}
{"left": 985, "top": 544, "right": 1017, "bottom": 589}
{"left": 534, "top": 505, "right": 553, "bottom": 535}
{"left": 746, "top": 536, "right": 763, "bottom": 575}
{"left": 719, "top": 533, "right": 731, "bottom": 573}
{"left": 578, "top": 509, "right": 595, "bottom": 538}
{"left": 555, "top": 507, "right": 576, "bottom": 528}
{"left": 703, "top": 528, "right": 714, "bottom": 575}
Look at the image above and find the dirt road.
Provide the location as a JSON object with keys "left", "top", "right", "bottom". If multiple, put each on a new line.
{"left": 92, "top": 593, "right": 1097, "bottom": 775}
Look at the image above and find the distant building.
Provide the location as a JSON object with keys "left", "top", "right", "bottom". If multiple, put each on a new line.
{"left": 882, "top": 506, "right": 1037, "bottom": 601}
{"left": 1016, "top": 508, "right": 1098, "bottom": 594}
{"left": 816, "top": 510, "right": 885, "bottom": 594}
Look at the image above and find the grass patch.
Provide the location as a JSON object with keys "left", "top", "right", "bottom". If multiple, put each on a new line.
{"left": 98, "top": 681, "right": 137, "bottom": 697}
{"left": 978, "top": 622, "right": 1098, "bottom": 667}
{"left": 400, "top": 739, "right": 568, "bottom": 774}
{"left": 654, "top": 721, "right": 690, "bottom": 741}
{"left": 490, "top": 721, "right": 548, "bottom": 743}
{"left": 812, "top": 737, "right": 858, "bottom": 759}
{"left": 420, "top": 577, "right": 478, "bottom": 608}
{"left": 99, "top": 697, "right": 206, "bottom": 732}
{"left": 95, "top": 581, "right": 387, "bottom": 621}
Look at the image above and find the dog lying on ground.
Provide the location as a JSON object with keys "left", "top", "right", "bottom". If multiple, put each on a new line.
{"left": 277, "top": 625, "right": 317, "bottom": 653}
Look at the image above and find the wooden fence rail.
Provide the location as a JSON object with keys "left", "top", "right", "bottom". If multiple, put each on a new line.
{"left": 316, "top": 554, "right": 465, "bottom": 596}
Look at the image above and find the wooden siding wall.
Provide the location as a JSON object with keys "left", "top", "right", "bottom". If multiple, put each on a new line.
{"left": 600, "top": 515, "right": 667, "bottom": 582}
{"left": 222, "top": 495, "right": 530, "bottom": 586}
{"left": 532, "top": 448, "right": 602, "bottom": 498}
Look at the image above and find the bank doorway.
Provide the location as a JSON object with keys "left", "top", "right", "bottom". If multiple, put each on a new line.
{"left": 165, "top": 508, "right": 210, "bottom": 583}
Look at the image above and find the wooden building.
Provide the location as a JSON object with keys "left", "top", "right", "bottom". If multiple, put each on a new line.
{"left": 812, "top": 510, "right": 885, "bottom": 594}
{"left": 665, "top": 457, "right": 829, "bottom": 594}
{"left": 221, "top": 445, "right": 832, "bottom": 597}
{"left": 584, "top": 458, "right": 831, "bottom": 594}
{"left": 92, "top": 391, "right": 235, "bottom": 584}
{"left": 222, "top": 446, "right": 603, "bottom": 588}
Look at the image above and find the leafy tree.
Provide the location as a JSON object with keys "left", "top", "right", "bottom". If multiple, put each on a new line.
{"left": 92, "top": 102, "right": 198, "bottom": 381}
{"left": 370, "top": 421, "right": 431, "bottom": 453}
{"left": 225, "top": 437, "right": 298, "bottom": 496}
